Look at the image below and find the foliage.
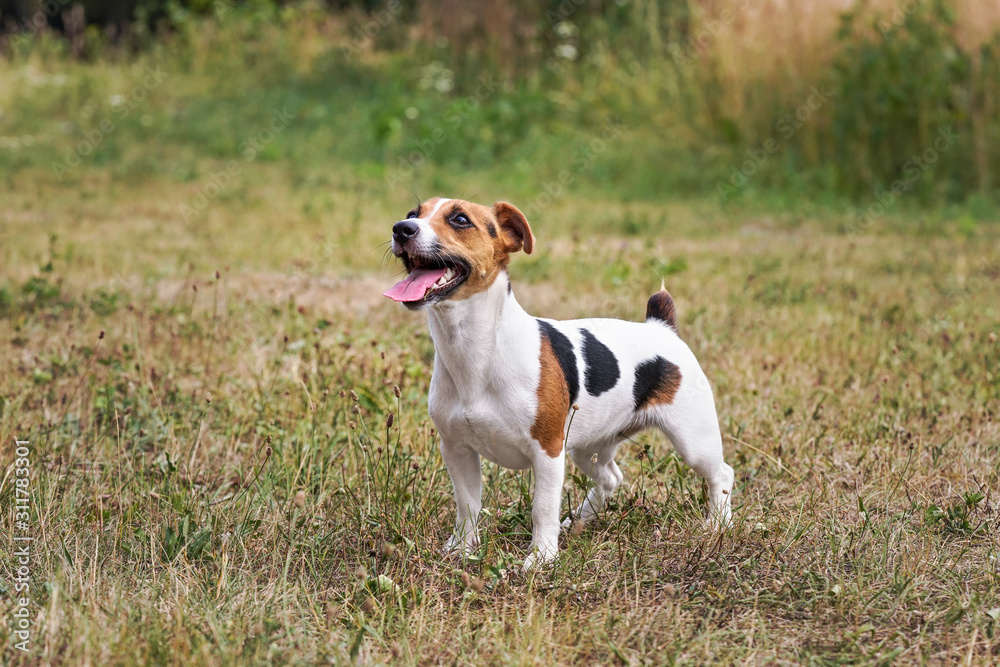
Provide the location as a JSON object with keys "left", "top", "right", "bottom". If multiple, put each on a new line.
{"left": 829, "top": 0, "right": 997, "bottom": 200}
{"left": 1, "top": 0, "right": 998, "bottom": 209}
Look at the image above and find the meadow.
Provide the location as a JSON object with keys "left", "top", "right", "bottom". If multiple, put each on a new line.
{"left": 2, "top": 1, "right": 1000, "bottom": 664}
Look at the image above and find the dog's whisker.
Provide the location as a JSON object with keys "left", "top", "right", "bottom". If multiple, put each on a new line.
{"left": 379, "top": 247, "right": 398, "bottom": 273}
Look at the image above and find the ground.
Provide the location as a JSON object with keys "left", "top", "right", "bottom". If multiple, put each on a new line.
{"left": 1, "top": 163, "right": 998, "bottom": 665}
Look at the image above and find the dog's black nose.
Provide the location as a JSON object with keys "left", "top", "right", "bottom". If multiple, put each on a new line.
{"left": 393, "top": 220, "right": 419, "bottom": 244}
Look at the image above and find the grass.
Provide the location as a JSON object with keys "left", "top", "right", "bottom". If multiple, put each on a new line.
{"left": 1, "top": 9, "right": 999, "bottom": 664}
{"left": 1, "top": 166, "right": 999, "bottom": 664}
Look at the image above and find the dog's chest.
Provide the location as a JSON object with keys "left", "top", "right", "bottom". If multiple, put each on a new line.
{"left": 428, "top": 364, "right": 537, "bottom": 470}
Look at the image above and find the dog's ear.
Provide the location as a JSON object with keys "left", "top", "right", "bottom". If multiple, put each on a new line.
{"left": 492, "top": 201, "right": 535, "bottom": 255}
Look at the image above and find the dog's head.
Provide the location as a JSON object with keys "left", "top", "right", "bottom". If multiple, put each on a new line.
{"left": 383, "top": 198, "right": 534, "bottom": 309}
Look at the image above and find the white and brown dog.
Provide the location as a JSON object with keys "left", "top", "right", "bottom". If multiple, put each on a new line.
{"left": 384, "top": 197, "right": 734, "bottom": 569}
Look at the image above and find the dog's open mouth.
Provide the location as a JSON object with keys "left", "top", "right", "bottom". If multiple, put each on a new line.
{"left": 383, "top": 252, "right": 469, "bottom": 306}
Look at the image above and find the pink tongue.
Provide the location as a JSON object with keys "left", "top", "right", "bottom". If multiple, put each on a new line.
{"left": 383, "top": 267, "right": 448, "bottom": 302}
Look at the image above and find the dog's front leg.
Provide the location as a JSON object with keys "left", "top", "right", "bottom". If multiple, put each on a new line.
{"left": 523, "top": 450, "right": 565, "bottom": 570}
{"left": 440, "top": 438, "right": 482, "bottom": 556}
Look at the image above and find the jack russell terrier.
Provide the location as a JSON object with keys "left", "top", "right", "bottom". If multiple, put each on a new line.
{"left": 384, "top": 197, "right": 734, "bottom": 569}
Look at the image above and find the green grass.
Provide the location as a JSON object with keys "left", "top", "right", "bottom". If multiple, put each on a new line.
{"left": 2, "top": 10, "right": 1000, "bottom": 665}
{"left": 1, "top": 171, "right": 999, "bottom": 663}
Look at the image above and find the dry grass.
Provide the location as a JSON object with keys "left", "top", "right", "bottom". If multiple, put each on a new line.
{"left": 1, "top": 164, "right": 998, "bottom": 665}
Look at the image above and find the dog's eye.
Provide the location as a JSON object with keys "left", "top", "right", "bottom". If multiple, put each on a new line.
{"left": 451, "top": 213, "right": 472, "bottom": 228}
{"left": 406, "top": 210, "right": 418, "bottom": 219}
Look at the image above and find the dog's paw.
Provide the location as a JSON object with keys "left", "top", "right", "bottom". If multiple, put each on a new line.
{"left": 443, "top": 534, "right": 478, "bottom": 557}
{"left": 522, "top": 546, "right": 557, "bottom": 572}
{"left": 706, "top": 512, "right": 733, "bottom": 532}
{"left": 560, "top": 517, "right": 586, "bottom": 536}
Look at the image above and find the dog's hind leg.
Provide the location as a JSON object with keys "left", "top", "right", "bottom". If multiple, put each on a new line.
{"left": 562, "top": 445, "right": 623, "bottom": 529}
{"left": 652, "top": 403, "right": 734, "bottom": 529}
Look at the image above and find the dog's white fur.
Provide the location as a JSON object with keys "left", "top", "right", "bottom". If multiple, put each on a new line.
{"left": 387, "top": 198, "right": 734, "bottom": 570}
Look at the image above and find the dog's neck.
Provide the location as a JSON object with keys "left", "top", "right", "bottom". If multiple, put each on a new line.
{"left": 426, "top": 271, "right": 531, "bottom": 389}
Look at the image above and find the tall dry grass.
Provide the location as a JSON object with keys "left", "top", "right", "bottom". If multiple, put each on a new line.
{"left": 409, "top": 0, "right": 1000, "bottom": 203}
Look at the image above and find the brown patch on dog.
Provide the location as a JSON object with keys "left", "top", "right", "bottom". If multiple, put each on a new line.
{"left": 644, "top": 367, "right": 681, "bottom": 407}
{"left": 646, "top": 288, "right": 677, "bottom": 329}
{"left": 530, "top": 336, "right": 569, "bottom": 457}
{"left": 633, "top": 357, "right": 682, "bottom": 411}
{"left": 419, "top": 198, "right": 534, "bottom": 302}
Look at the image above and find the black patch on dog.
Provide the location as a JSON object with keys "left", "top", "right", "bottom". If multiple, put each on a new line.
{"left": 537, "top": 320, "right": 578, "bottom": 406}
{"left": 488, "top": 222, "right": 498, "bottom": 238}
{"left": 646, "top": 290, "right": 677, "bottom": 329}
{"left": 507, "top": 278, "right": 513, "bottom": 295}
{"left": 633, "top": 356, "right": 682, "bottom": 410}
{"left": 580, "top": 329, "right": 619, "bottom": 397}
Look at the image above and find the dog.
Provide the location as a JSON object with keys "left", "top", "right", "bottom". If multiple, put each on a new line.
{"left": 384, "top": 197, "right": 734, "bottom": 569}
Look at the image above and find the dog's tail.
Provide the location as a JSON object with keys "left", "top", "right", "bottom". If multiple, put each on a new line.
{"left": 645, "top": 281, "right": 677, "bottom": 330}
